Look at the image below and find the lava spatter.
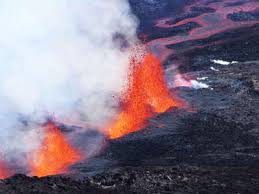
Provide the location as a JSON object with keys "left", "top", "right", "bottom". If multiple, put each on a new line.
{"left": 107, "top": 51, "right": 183, "bottom": 139}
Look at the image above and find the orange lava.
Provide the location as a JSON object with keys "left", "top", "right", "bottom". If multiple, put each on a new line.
{"left": 30, "top": 123, "right": 81, "bottom": 177}
{"left": 108, "top": 52, "right": 182, "bottom": 139}
{"left": 0, "top": 161, "right": 10, "bottom": 179}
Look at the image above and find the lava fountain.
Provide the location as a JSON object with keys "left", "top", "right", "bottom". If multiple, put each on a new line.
{"left": 107, "top": 49, "right": 183, "bottom": 139}
{"left": 29, "top": 123, "right": 82, "bottom": 177}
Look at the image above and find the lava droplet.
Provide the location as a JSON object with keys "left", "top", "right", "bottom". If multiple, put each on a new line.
{"left": 30, "top": 123, "right": 81, "bottom": 177}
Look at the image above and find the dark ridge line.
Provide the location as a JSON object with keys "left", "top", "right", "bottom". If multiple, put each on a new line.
{"left": 228, "top": 10, "right": 259, "bottom": 22}
{"left": 166, "top": 24, "right": 259, "bottom": 50}
{"left": 204, "top": 0, "right": 222, "bottom": 5}
{"left": 224, "top": 1, "right": 249, "bottom": 7}
{"left": 144, "top": 22, "right": 201, "bottom": 41}
{"left": 165, "top": 6, "right": 216, "bottom": 25}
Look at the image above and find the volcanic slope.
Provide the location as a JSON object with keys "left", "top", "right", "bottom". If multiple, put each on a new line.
{"left": 1, "top": 0, "right": 259, "bottom": 193}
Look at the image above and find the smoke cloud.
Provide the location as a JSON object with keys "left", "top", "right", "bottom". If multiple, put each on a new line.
{"left": 0, "top": 0, "right": 138, "bottom": 171}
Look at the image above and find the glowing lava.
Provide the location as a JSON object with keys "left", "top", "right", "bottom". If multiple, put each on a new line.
{"left": 108, "top": 52, "right": 182, "bottom": 139}
{"left": 0, "top": 161, "right": 10, "bottom": 179}
{"left": 30, "top": 123, "right": 81, "bottom": 177}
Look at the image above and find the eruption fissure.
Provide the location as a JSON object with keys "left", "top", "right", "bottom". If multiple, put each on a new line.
{"left": 0, "top": 0, "right": 183, "bottom": 178}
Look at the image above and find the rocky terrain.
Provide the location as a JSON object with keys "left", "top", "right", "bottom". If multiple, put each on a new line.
{"left": 1, "top": 0, "right": 259, "bottom": 193}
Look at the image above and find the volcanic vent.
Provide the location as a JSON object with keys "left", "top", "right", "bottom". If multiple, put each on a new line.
{"left": 0, "top": 0, "right": 183, "bottom": 179}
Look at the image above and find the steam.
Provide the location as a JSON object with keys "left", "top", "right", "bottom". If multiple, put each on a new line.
{"left": 0, "top": 0, "right": 138, "bottom": 170}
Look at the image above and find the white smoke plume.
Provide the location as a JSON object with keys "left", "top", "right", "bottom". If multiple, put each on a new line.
{"left": 0, "top": 0, "right": 138, "bottom": 170}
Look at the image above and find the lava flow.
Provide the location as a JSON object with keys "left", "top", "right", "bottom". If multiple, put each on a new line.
{"left": 107, "top": 51, "right": 183, "bottom": 139}
{"left": 30, "top": 123, "right": 81, "bottom": 177}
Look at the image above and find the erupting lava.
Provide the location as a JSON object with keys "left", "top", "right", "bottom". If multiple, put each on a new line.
{"left": 108, "top": 51, "right": 182, "bottom": 139}
{"left": 0, "top": 161, "right": 10, "bottom": 179}
{"left": 30, "top": 123, "right": 81, "bottom": 177}
{"left": 0, "top": 50, "right": 183, "bottom": 178}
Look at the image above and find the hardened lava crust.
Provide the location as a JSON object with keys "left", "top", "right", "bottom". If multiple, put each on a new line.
{"left": 1, "top": 0, "right": 259, "bottom": 193}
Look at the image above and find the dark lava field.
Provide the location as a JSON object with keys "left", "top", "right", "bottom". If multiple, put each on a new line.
{"left": 1, "top": 0, "right": 259, "bottom": 193}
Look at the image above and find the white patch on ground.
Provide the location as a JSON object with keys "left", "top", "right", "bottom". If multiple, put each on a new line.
{"left": 211, "top": 59, "right": 238, "bottom": 65}
{"left": 210, "top": 66, "right": 219, "bottom": 71}
{"left": 190, "top": 80, "right": 209, "bottom": 89}
{"left": 171, "top": 74, "right": 209, "bottom": 89}
{"left": 197, "top": 77, "right": 208, "bottom": 81}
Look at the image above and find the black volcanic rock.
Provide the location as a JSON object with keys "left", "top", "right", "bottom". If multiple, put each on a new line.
{"left": 2, "top": 0, "right": 259, "bottom": 193}
{"left": 228, "top": 10, "right": 259, "bottom": 21}
{"left": 2, "top": 165, "right": 259, "bottom": 194}
{"left": 147, "top": 22, "right": 201, "bottom": 41}
{"left": 224, "top": 1, "right": 249, "bottom": 7}
{"left": 166, "top": 6, "right": 216, "bottom": 25}
{"left": 0, "top": 174, "right": 117, "bottom": 194}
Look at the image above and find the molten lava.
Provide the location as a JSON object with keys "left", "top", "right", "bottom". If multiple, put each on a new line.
{"left": 30, "top": 123, "right": 81, "bottom": 177}
{"left": 108, "top": 52, "right": 182, "bottom": 139}
{"left": 0, "top": 161, "right": 10, "bottom": 179}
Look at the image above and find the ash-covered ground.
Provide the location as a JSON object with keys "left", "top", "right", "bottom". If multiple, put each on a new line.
{"left": 1, "top": 0, "right": 259, "bottom": 193}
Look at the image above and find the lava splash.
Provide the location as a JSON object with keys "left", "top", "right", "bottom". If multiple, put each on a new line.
{"left": 107, "top": 51, "right": 182, "bottom": 139}
{"left": 29, "top": 123, "right": 82, "bottom": 177}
